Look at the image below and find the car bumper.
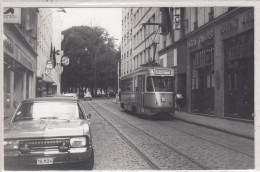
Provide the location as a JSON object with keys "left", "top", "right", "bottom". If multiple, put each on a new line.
{"left": 4, "top": 147, "right": 93, "bottom": 167}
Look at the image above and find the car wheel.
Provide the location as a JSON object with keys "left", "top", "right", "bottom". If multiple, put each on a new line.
{"left": 84, "top": 149, "right": 94, "bottom": 170}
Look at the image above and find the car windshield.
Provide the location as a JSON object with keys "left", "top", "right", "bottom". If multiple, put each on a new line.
{"left": 146, "top": 76, "right": 174, "bottom": 92}
{"left": 13, "top": 101, "right": 80, "bottom": 122}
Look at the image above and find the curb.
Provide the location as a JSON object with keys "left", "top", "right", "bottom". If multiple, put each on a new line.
{"left": 174, "top": 117, "right": 254, "bottom": 141}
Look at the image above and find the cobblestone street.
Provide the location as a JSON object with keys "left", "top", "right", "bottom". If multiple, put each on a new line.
{"left": 81, "top": 99, "right": 254, "bottom": 170}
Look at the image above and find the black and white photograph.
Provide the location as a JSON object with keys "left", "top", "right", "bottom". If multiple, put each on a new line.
{"left": 1, "top": 1, "right": 258, "bottom": 171}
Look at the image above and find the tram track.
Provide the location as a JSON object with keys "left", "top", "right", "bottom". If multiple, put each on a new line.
{"left": 89, "top": 101, "right": 209, "bottom": 170}
{"left": 104, "top": 101, "right": 254, "bottom": 158}
{"left": 87, "top": 102, "right": 160, "bottom": 170}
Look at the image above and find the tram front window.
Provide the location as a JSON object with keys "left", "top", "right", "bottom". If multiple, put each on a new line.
{"left": 146, "top": 76, "right": 174, "bottom": 92}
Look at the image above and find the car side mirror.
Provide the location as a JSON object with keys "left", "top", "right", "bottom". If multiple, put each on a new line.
{"left": 86, "top": 114, "right": 91, "bottom": 120}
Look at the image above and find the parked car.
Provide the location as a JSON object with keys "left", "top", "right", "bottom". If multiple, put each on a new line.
{"left": 4, "top": 97, "right": 94, "bottom": 170}
{"left": 84, "top": 92, "right": 92, "bottom": 101}
{"left": 62, "top": 93, "right": 79, "bottom": 99}
{"left": 47, "top": 93, "right": 78, "bottom": 99}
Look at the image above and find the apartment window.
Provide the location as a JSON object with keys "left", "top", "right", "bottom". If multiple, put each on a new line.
{"left": 151, "top": 14, "right": 155, "bottom": 32}
{"left": 163, "top": 36, "right": 167, "bottom": 48}
{"left": 209, "top": 7, "right": 214, "bottom": 21}
{"left": 140, "top": 28, "right": 143, "bottom": 42}
{"left": 228, "top": 7, "right": 236, "bottom": 11}
{"left": 194, "top": 8, "right": 198, "bottom": 30}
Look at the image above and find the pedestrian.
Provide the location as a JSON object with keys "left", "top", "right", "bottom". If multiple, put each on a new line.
{"left": 176, "top": 91, "right": 183, "bottom": 112}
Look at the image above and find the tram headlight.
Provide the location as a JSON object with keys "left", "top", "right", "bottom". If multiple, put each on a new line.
{"left": 154, "top": 101, "right": 158, "bottom": 104}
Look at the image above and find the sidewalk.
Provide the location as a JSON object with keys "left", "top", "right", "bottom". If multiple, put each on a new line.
{"left": 174, "top": 111, "right": 254, "bottom": 140}
{"left": 112, "top": 99, "right": 254, "bottom": 140}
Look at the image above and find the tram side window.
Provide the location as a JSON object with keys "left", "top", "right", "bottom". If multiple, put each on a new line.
{"left": 137, "top": 75, "right": 144, "bottom": 92}
{"left": 147, "top": 77, "right": 154, "bottom": 92}
{"left": 122, "top": 78, "right": 133, "bottom": 91}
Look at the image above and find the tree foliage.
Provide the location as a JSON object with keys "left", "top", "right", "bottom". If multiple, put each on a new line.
{"left": 61, "top": 26, "right": 120, "bottom": 96}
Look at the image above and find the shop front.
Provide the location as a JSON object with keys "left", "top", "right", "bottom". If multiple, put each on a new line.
{"left": 220, "top": 8, "right": 254, "bottom": 119}
{"left": 188, "top": 30, "right": 215, "bottom": 114}
{"left": 3, "top": 34, "right": 37, "bottom": 118}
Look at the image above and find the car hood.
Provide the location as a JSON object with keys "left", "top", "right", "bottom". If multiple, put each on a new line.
{"left": 4, "top": 119, "right": 87, "bottom": 139}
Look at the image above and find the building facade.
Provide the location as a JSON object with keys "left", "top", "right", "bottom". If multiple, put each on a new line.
{"left": 36, "top": 8, "right": 64, "bottom": 97}
{"left": 122, "top": 7, "right": 254, "bottom": 120}
{"left": 36, "top": 8, "right": 54, "bottom": 97}
{"left": 121, "top": 8, "right": 161, "bottom": 77}
{"left": 51, "top": 14, "right": 64, "bottom": 95}
{"left": 4, "top": 8, "right": 38, "bottom": 118}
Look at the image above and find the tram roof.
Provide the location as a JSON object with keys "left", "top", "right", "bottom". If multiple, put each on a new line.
{"left": 121, "top": 66, "right": 174, "bottom": 79}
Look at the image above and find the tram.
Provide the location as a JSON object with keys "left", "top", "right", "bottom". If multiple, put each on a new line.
{"left": 120, "top": 66, "right": 175, "bottom": 116}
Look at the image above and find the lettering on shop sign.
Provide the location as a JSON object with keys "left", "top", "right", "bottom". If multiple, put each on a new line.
{"left": 188, "top": 30, "right": 214, "bottom": 48}
{"left": 18, "top": 49, "right": 33, "bottom": 71}
{"left": 173, "top": 8, "right": 181, "bottom": 30}
{"left": 4, "top": 39, "right": 14, "bottom": 54}
{"left": 220, "top": 19, "right": 238, "bottom": 35}
{"left": 242, "top": 11, "right": 254, "bottom": 28}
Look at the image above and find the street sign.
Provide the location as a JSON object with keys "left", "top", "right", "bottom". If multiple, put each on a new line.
{"left": 46, "top": 61, "right": 53, "bottom": 69}
{"left": 61, "top": 56, "right": 69, "bottom": 66}
{"left": 45, "top": 68, "right": 52, "bottom": 75}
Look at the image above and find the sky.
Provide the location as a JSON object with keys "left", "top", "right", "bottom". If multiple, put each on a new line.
{"left": 59, "top": 8, "right": 122, "bottom": 46}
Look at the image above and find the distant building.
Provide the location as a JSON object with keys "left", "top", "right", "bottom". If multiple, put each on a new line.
{"left": 3, "top": 8, "right": 38, "bottom": 118}
{"left": 36, "top": 8, "right": 64, "bottom": 97}
{"left": 36, "top": 8, "right": 53, "bottom": 97}
{"left": 51, "top": 14, "right": 64, "bottom": 95}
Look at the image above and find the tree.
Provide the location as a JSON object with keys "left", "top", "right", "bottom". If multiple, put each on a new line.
{"left": 61, "top": 26, "right": 119, "bottom": 97}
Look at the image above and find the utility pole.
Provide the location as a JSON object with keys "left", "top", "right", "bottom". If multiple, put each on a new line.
{"left": 117, "top": 62, "right": 120, "bottom": 94}
{"left": 93, "top": 50, "right": 97, "bottom": 97}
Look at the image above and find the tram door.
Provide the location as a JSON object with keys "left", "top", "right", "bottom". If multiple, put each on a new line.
{"left": 137, "top": 75, "right": 145, "bottom": 113}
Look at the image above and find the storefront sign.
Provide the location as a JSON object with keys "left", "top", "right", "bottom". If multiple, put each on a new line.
{"left": 3, "top": 36, "right": 15, "bottom": 56}
{"left": 173, "top": 8, "right": 181, "bottom": 30}
{"left": 4, "top": 8, "right": 21, "bottom": 24}
{"left": 188, "top": 30, "right": 214, "bottom": 48}
{"left": 17, "top": 49, "right": 36, "bottom": 72}
{"left": 220, "top": 18, "right": 238, "bottom": 35}
{"left": 242, "top": 11, "right": 254, "bottom": 28}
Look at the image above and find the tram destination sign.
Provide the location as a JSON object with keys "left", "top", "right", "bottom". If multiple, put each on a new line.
{"left": 155, "top": 69, "right": 171, "bottom": 75}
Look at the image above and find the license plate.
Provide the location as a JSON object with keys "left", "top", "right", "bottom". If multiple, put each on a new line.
{"left": 37, "top": 158, "right": 53, "bottom": 165}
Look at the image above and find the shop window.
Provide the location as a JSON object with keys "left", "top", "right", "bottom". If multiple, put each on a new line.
{"left": 194, "top": 21, "right": 198, "bottom": 30}
{"left": 209, "top": 7, "right": 214, "bottom": 21}
{"left": 224, "top": 31, "right": 254, "bottom": 61}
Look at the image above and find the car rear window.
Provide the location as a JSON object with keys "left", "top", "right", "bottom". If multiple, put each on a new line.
{"left": 13, "top": 101, "right": 80, "bottom": 122}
